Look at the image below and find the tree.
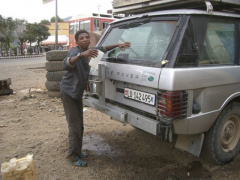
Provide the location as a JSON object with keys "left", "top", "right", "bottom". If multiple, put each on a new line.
{"left": 34, "top": 23, "right": 50, "bottom": 54}
{"left": 0, "top": 16, "right": 16, "bottom": 54}
{"left": 24, "top": 23, "right": 50, "bottom": 55}
{"left": 24, "top": 23, "right": 37, "bottom": 54}
{"left": 50, "top": 16, "right": 64, "bottom": 22}
{"left": 0, "top": 15, "right": 4, "bottom": 56}
{"left": 15, "top": 19, "right": 27, "bottom": 55}
{"left": 40, "top": 19, "right": 50, "bottom": 25}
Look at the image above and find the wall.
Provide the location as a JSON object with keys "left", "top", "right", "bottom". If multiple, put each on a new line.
{"left": 45, "top": 22, "right": 69, "bottom": 36}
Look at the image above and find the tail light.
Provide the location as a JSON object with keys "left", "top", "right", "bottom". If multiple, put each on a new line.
{"left": 158, "top": 90, "right": 188, "bottom": 120}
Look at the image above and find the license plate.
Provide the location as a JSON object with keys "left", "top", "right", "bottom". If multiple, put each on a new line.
{"left": 124, "top": 88, "right": 156, "bottom": 106}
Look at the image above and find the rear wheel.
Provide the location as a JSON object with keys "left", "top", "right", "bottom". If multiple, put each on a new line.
{"left": 203, "top": 102, "right": 240, "bottom": 164}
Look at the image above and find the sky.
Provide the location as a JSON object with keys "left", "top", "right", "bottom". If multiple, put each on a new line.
{"left": 0, "top": 0, "right": 113, "bottom": 23}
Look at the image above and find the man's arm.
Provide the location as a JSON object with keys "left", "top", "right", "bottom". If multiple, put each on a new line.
{"left": 66, "top": 42, "right": 131, "bottom": 67}
{"left": 68, "top": 49, "right": 98, "bottom": 66}
{"left": 105, "top": 42, "right": 131, "bottom": 51}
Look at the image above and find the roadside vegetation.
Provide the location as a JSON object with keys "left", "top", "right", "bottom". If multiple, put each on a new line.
{"left": 0, "top": 15, "right": 63, "bottom": 56}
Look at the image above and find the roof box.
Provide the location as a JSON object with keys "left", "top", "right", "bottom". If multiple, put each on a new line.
{"left": 113, "top": 0, "right": 240, "bottom": 15}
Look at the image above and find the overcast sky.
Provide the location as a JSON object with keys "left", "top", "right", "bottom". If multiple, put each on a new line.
{"left": 0, "top": 0, "right": 113, "bottom": 23}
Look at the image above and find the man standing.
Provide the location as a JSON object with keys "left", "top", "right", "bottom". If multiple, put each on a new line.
{"left": 60, "top": 30, "right": 130, "bottom": 167}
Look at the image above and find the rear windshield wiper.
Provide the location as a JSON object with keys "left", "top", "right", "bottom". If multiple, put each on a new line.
{"left": 106, "top": 57, "right": 128, "bottom": 64}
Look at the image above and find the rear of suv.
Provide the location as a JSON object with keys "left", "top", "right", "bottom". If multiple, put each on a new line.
{"left": 83, "top": 0, "right": 240, "bottom": 164}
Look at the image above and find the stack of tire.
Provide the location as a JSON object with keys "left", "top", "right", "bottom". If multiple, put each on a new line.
{"left": 45, "top": 50, "right": 68, "bottom": 98}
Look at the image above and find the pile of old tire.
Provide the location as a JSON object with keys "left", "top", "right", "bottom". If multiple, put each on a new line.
{"left": 45, "top": 50, "right": 68, "bottom": 98}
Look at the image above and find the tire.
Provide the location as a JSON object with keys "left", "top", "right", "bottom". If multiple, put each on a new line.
{"left": 45, "top": 81, "right": 60, "bottom": 91}
{"left": 45, "top": 61, "right": 63, "bottom": 72}
{"left": 47, "top": 90, "right": 61, "bottom": 98}
{"left": 203, "top": 102, "right": 240, "bottom": 164}
{"left": 46, "top": 50, "right": 68, "bottom": 61}
{"left": 46, "top": 71, "right": 64, "bottom": 81}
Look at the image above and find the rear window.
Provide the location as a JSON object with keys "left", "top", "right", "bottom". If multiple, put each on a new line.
{"left": 101, "top": 20, "right": 177, "bottom": 66}
{"left": 199, "top": 19, "right": 235, "bottom": 65}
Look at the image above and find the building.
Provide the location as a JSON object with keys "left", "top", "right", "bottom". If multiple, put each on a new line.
{"left": 44, "top": 22, "right": 69, "bottom": 36}
{"left": 42, "top": 22, "right": 70, "bottom": 50}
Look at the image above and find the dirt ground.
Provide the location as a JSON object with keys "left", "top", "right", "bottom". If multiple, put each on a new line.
{"left": 0, "top": 56, "right": 240, "bottom": 180}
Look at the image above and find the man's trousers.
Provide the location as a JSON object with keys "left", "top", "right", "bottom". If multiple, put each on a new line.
{"left": 60, "top": 90, "right": 84, "bottom": 160}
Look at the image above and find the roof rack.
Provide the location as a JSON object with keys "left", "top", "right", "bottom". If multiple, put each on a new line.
{"left": 112, "top": 0, "right": 240, "bottom": 15}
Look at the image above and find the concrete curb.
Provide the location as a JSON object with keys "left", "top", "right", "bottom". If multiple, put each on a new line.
{"left": 0, "top": 55, "right": 44, "bottom": 59}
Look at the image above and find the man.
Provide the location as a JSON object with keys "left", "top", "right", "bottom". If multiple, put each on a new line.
{"left": 60, "top": 29, "right": 130, "bottom": 167}
{"left": 58, "top": 46, "right": 62, "bottom": 50}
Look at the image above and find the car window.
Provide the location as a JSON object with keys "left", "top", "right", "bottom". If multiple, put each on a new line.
{"left": 93, "top": 19, "right": 100, "bottom": 31}
{"left": 102, "top": 21, "right": 177, "bottom": 63}
{"left": 80, "top": 20, "right": 90, "bottom": 32}
{"left": 199, "top": 19, "right": 235, "bottom": 65}
{"left": 70, "top": 21, "right": 79, "bottom": 35}
{"left": 102, "top": 22, "right": 109, "bottom": 30}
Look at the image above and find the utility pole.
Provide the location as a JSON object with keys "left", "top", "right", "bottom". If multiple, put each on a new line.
{"left": 55, "top": 0, "right": 58, "bottom": 50}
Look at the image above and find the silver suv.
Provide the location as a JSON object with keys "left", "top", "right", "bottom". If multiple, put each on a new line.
{"left": 83, "top": 0, "right": 240, "bottom": 164}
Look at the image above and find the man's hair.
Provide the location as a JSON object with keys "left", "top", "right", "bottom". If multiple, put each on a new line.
{"left": 75, "top": 30, "right": 89, "bottom": 42}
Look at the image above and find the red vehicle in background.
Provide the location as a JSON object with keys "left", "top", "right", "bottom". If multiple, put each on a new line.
{"left": 69, "top": 13, "right": 117, "bottom": 49}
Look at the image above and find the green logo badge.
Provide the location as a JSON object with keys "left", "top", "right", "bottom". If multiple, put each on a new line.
{"left": 148, "top": 76, "right": 154, "bottom": 82}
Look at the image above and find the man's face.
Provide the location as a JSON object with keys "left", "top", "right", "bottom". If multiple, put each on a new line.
{"left": 77, "top": 33, "right": 90, "bottom": 50}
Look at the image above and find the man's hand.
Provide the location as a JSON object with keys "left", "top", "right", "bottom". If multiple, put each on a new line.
{"left": 82, "top": 49, "right": 98, "bottom": 58}
{"left": 119, "top": 42, "right": 131, "bottom": 51}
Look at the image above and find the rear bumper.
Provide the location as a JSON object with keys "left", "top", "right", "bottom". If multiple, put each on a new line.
{"left": 83, "top": 97, "right": 160, "bottom": 136}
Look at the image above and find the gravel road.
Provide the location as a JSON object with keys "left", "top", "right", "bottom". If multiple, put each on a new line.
{"left": 0, "top": 56, "right": 240, "bottom": 180}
